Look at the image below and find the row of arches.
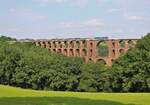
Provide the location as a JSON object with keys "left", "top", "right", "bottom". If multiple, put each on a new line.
{"left": 50, "top": 48, "right": 88, "bottom": 57}
{"left": 35, "top": 40, "right": 89, "bottom": 49}
{"left": 96, "top": 40, "right": 137, "bottom": 57}
{"left": 33, "top": 39, "right": 137, "bottom": 66}
{"left": 86, "top": 58, "right": 111, "bottom": 65}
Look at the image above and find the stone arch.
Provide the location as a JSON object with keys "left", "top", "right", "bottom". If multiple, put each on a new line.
{"left": 97, "top": 59, "right": 106, "bottom": 64}
{"left": 53, "top": 49, "right": 56, "bottom": 52}
{"left": 53, "top": 41, "right": 57, "bottom": 48}
{"left": 90, "top": 42, "right": 93, "bottom": 48}
{"left": 88, "top": 58, "right": 93, "bottom": 62}
{"left": 111, "top": 59, "right": 115, "bottom": 64}
{"left": 76, "top": 41, "right": 80, "bottom": 48}
{"left": 64, "top": 41, "right": 68, "bottom": 48}
{"left": 47, "top": 41, "right": 51, "bottom": 48}
{"left": 112, "top": 41, "right": 115, "bottom": 48}
{"left": 35, "top": 41, "right": 40, "bottom": 46}
{"left": 63, "top": 49, "right": 67, "bottom": 55}
{"left": 128, "top": 40, "right": 134, "bottom": 48}
{"left": 119, "top": 49, "right": 124, "bottom": 54}
{"left": 41, "top": 42, "right": 46, "bottom": 48}
{"left": 89, "top": 58, "right": 92, "bottom": 61}
{"left": 69, "top": 49, "right": 74, "bottom": 56}
{"left": 89, "top": 49, "right": 93, "bottom": 57}
{"left": 112, "top": 49, "right": 115, "bottom": 57}
{"left": 119, "top": 40, "right": 125, "bottom": 48}
{"left": 58, "top": 41, "right": 62, "bottom": 48}
{"left": 57, "top": 49, "right": 62, "bottom": 53}
{"left": 76, "top": 49, "right": 80, "bottom": 56}
{"left": 82, "top": 40, "right": 87, "bottom": 48}
{"left": 82, "top": 49, "right": 87, "bottom": 57}
{"left": 70, "top": 41, "right": 74, "bottom": 48}
{"left": 97, "top": 41, "right": 109, "bottom": 57}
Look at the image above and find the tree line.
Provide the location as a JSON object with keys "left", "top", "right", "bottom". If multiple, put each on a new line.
{"left": 0, "top": 34, "right": 150, "bottom": 92}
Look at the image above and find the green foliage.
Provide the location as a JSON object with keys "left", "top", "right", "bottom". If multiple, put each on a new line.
{"left": 97, "top": 42, "right": 109, "bottom": 57}
{"left": 110, "top": 33, "right": 150, "bottom": 92}
{"left": 0, "top": 35, "right": 16, "bottom": 42}
{"left": 0, "top": 33, "right": 150, "bottom": 92}
{"left": 79, "top": 62, "right": 108, "bottom": 92}
{"left": 0, "top": 41, "right": 83, "bottom": 91}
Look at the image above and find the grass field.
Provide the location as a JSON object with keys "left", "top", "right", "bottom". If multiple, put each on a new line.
{"left": 0, "top": 85, "right": 150, "bottom": 105}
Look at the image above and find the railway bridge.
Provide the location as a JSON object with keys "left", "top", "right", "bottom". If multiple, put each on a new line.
{"left": 33, "top": 38, "right": 138, "bottom": 66}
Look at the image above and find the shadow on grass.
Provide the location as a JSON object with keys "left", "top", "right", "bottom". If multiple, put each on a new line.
{"left": 0, "top": 97, "right": 135, "bottom": 105}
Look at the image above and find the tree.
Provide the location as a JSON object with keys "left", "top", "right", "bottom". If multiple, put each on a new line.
{"left": 78, "top": 62, "right": 108, "bottom": 92}
{"left": 111, "top": 33, "right": 150, "bottom": 92}
{"left": 0, "top": 40, "right": 84, "bottom": 91}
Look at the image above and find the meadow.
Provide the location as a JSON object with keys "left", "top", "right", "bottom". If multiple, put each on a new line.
{"left": 0, "top": 85, "right": 149, "bottom": 105}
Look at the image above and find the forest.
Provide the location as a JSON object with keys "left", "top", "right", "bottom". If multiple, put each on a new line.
{"left": 0, "top": 34, "right": 150, "bottom": 92}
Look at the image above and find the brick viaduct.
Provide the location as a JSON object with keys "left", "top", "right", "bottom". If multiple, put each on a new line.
{"left": 33, "top": 38, "right": 138, "bottom": 66}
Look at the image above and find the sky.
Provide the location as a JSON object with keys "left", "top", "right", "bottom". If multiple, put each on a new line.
{"left": 0, "top": 0, "right": 150, "bottom": 39}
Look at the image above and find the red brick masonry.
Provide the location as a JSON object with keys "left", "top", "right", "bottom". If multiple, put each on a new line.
{"left": 33, "top": 39, "right": 138, "bottom": 66}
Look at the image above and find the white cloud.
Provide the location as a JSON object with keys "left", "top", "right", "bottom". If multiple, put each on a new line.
{"left": 108, "top": 8, "right": 121, "bottom": 13}
{"left": 70, "top": 0, "right": 89, "bottom": 8}
{"left": 9, "top": 8, "right": 47, "bottom": 21}
{"left": 56, "top": 19, "right": 105, "bottom": 29}
{"left": 127, "top": 15, "right": 145, "bottom": 21}
{"left": 34, "top": 0, "right": 66, "bottom": 6}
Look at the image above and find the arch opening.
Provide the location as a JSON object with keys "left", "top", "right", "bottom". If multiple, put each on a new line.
{"left": 53, "top": 42, "right": 57, "bottom": 48}
{"left": 82, "top": 40, "right": 87, "bottom": 48}
{"left": 128, "top": 40, "right": 135, "bottom": 48}
{"left": 76, "top": 41, "right": 80, "bottom": 48}
{"left": 119, "top": 40, "right": 125, "bottom": 48}
{"left": 58, "top": 42, "right": 62, "bottom": 48}
{"left": 64, "top": 49, "right": 67, "bottom": 55}
{"left": 48, "top": 42, "right": 51, "bottom": 48}
{"left": 97, "top": 59, "right": 106, "bottom": 65}
{"left": 97, "top": 41, "right": 109, "bottom": 57}
{"left": 119, "top": 49, "right": 124, "bottom": 54}
{"left": 112, "top": 49, "right": 115, "bottom": 57}
{"left": 53, "top": 49, "right": 56, "bottom": 52}
{"left": 90, "top": 42, "right": 93, "bottom": 48}
{"left": 70, "top": 41, "right": 74, "bottom": 48}
{"left": 64, "top": 41, "right": 68, "bottom": 48}
{"left": 112, "top": 42, "right": 115, "bottom": 48}
{"left": 89, "top": 49, "right": 93, "bottom": 57}
{"left": 76, "top": 49, "right": 80, "bottom": 56}
{"left": 82, "top": 49, "right": 87, "bottom": 57}
{"left": 58, "top": 49, "right": 61, "bottom": 53}
{"left": 69, "top": 49, "right": 74, "bottom": 56}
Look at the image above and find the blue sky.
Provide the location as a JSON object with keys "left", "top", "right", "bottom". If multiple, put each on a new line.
{"left": 0, "top": 0, "right": 150, "bottom": 39}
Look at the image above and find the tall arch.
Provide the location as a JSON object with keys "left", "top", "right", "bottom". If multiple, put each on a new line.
{"left": 82, "top": 40, "right": 87, "bottom": 48}
{"left": 119, "top": 40, "right": 125, "bottom": 48}
{"left": 82, "top": 49, "right": 87, "bottom": 57}
{"left": 97, "top": 41, "right": 109, "bottom": 57}
{"left": 76, "top": 49, "right": 80, "bottom": 56}
{"left": 76, "top": 41, "right": 80, "bottom": 48}
{"left": 63, "top": 49, "right": 67, "bottom": 55}
{"left": 69, "top": 49, "right": 74, "bottom": 56}
{"left": 70, "top": 41, "right": 74, "bottom": 48}
{"left": 64, "top": 41, "right": 68, "bottom": 48}
{"left": 119, "top": 49, "right": 124, "bottom": 54}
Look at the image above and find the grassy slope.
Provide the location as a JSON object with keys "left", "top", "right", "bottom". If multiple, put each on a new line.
{"left": 0, "top": 85, "right": 150, "bottom": 105}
